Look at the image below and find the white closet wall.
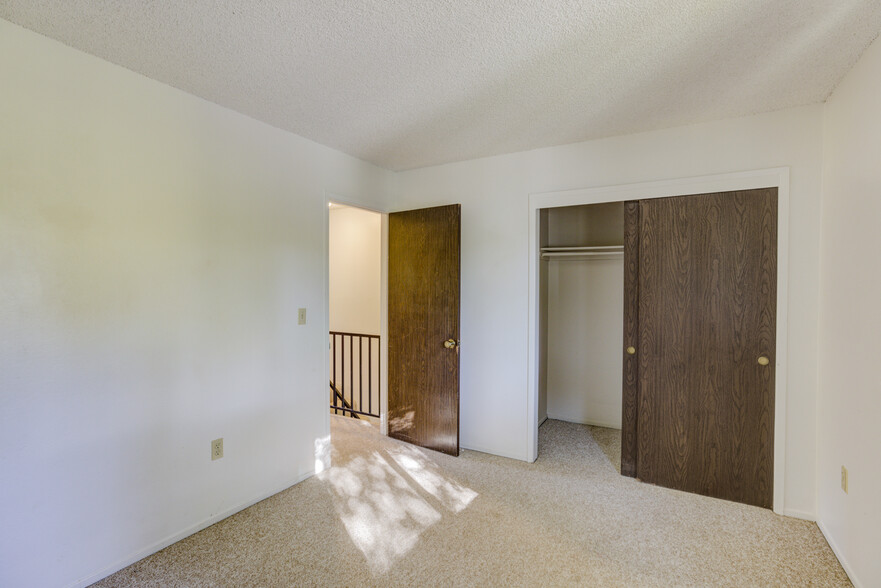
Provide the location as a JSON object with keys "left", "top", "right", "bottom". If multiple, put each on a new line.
{"left": 546, "top": 258, "right": 623, "bottom": 427}
{"left": 544, "top": 203, "right": 623, "bottom": 429}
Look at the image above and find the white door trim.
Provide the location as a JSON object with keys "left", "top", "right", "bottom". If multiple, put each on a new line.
{"left": 526, "top": 167, "right": 790, "bottom": 515}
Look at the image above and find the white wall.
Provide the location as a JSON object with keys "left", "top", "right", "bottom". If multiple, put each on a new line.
{"left": 546, "top": 202, "right": 624, "bottom": 247}
{"left": 329, "top": 206, "right": 382, "bottom": 335}
{"left": 817, "top": 35, "right": 881, "bottom": 587}
{"left": 393, "top": 104, "right": 825, "bottom": 517}
{"left": 0, "top": 20, "right": 392, "bottom": 588}
{"left": 546, "top": 258, "right": 623, "bottom": 428}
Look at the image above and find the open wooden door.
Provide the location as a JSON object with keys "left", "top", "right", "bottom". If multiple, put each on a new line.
{"left": 621, "top": 189, "right": 777, "bottom": 508}
{"left": 388, "top": 204, "right": 460, "bottom": 456}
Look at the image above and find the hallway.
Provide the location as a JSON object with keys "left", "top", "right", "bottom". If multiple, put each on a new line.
{"left": 96, "top": 417, "right": 848, "bottom": 586}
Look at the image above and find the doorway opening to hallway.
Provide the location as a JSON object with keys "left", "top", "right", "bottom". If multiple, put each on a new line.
{"left": 328, "top": 202, "right": 384, "bottom": 429}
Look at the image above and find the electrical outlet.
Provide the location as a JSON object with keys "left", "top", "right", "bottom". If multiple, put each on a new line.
{"left": 841, "top": 465, "right": 848, "bottom": 493}
{"left": 298, "top": 308, "right": 307, "bottom": 325}
{"left": 211, "top": 438, "right": 223, "bottom": 461}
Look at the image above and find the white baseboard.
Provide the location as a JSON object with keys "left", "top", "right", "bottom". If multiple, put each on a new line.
{"left": 545, "top": 414, "right": 622, "bottom": 430}
{"left": 66, "top": 470, "right": 315, "bottom": 588}
{"left": 818, "top": 519, "right": 861, "bottom": 588}
{"left": 538, "top": 416, "right": 548, "bottom": 427}
{"left": 461, "top": 443, "right": 528, "bottom": 462}
{"left": 782, "top": 508, "right": 816, "bottom": 522}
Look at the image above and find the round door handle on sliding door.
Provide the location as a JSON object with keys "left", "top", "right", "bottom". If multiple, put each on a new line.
{"left": 626, "top": 346, "right": 636, "bottom": 355}
{"left": 757, "top": 356, "right": 770, "bottom": 366}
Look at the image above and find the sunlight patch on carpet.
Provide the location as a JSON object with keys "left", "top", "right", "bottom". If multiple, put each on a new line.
{"left": 320, "top": 424, "right": 479, "bottom": 575}
{"left": 323, "top": 451, "right": 440, "bottom": 573}
{"left": 387, "top": 444, "right": 477, "bottom": 513}
{"left": 314, "top": 434, "right": 331, "bottom": 474}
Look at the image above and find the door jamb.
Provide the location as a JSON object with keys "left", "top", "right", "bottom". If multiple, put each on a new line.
{"left": 324, "top": 193, "right": 390, "bottom": 439}
{"left": 526, "top": 168, "right": 790, "bottom": 515}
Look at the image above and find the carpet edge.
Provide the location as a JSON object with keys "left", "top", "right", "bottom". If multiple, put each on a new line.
{"left": 818, "top": 519, "right": 860, "bottom": 587}
{"left": 66, "top": 470, "right": 316, "bottom": 588}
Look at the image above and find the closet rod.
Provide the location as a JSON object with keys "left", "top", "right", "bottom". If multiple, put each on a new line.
{"left": 541, "top": 252, "right": 624, "bottom": 260}
{"left": 540, "top": 245, "right": 623, "bottom": 260}
{"left": 541, "top": 246, "right": 623, "bottom": 252}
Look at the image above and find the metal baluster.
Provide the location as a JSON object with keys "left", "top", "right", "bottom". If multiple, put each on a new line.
{"left": 348, "top": 335, "right": 353, "bottom": 417}
{"left": 368, "top": 336, "right": 372, "bottom": 416}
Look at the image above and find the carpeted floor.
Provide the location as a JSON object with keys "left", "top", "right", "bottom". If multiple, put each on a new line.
{"left": 586, "top": 424, "right": 622, "bottom": 474}
{"left": 95, "top": 417, "right": 850, "bottom": 587}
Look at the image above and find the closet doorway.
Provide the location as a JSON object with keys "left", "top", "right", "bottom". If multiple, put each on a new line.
{"left": 538, "top": 203, "right": 625, "bottom": 470}
{"left": 527, "top": 169, "right": 790, "bottom": 513}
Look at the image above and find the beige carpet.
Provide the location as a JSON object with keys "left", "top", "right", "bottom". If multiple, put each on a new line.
{"left": 95, "top": 417, "right": 849, "bottom": 587}
{"left": 587, "top": 424, "right": 622, "bottom": 474}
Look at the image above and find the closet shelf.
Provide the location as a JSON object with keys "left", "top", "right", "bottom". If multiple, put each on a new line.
{"left": 541, "top": 245, "right": 623, "bottom": 260}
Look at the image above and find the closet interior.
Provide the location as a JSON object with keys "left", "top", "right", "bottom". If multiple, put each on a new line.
{"left": 538, "top": 202, "right": 624, "bottom": 443}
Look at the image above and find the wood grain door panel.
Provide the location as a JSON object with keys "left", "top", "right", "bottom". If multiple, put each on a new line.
{"left": 621, "top": 200, "right": 640, "bottom": 478}
{"left": 388, "top": 204, "right": 460, "bottom": 456}
{"left": 623, "top": 189, "right": 776, "bottom": 508}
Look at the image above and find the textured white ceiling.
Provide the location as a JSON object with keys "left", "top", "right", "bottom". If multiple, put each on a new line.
{"left": 2, "top": 1, "right": 880, "bottom": 171}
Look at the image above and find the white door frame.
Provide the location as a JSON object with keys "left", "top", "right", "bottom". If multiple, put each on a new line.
{"left": 526, "top": 168, "right": 790, "bottom": 515}
{"left": 324, "top": 192, "right": 390, "bottom": 437}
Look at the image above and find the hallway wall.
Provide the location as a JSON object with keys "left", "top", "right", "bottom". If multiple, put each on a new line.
{"left": 329, "top": 205, "right": 382, "bottom": 335}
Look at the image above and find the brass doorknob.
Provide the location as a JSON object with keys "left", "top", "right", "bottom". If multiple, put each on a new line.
{"left": 626, "top": 346, "right": 636, "bottom": 355}
{"left": 758, "top": 356, "right": 770, "bottom": 366}
{"left": 444, "top": 339, "right": 458, "bottom": 349}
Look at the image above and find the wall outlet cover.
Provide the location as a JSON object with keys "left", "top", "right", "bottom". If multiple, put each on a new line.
{"left": 211, "top": 438, "right": 223, "bottom": 461}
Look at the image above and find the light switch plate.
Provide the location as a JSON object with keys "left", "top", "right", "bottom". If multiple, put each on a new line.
{"left": 298, "top": 308, "right": 307, "bottom": 325}
{"left": 841, "top": 465, "right": 848, "bottom": 493}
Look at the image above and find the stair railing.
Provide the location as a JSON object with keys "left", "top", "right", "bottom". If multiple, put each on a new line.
{"left": 329, "top": 331, "right": 380, "bottom": 419}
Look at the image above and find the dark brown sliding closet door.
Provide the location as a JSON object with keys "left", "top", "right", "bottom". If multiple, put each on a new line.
{"left": 621, "top": 201, "right": 641, "bottom": 478}
{"left": 622, "top": 189, "right": 777, "bottom": 509}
